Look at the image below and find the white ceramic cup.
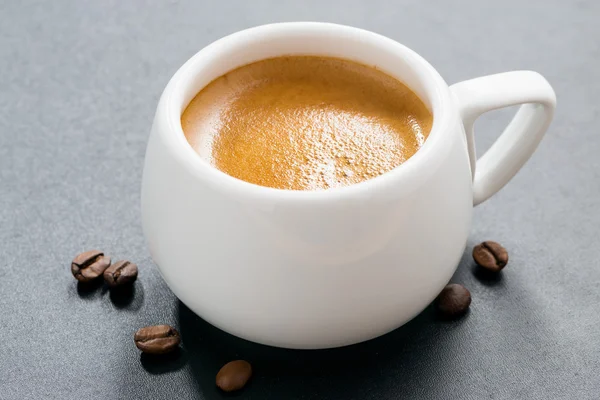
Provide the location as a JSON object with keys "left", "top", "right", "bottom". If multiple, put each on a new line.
{"left": 141, "top": 22, "right": 555, "bottom": 349}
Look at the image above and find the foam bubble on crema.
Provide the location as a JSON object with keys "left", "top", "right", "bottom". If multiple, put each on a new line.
{"left": 181, "top": 56, "right": 433, "bottom": 191}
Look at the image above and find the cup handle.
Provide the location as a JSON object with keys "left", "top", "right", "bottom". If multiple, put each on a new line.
{"left": 450, "top": 71, "right": 556, "bottom": 206}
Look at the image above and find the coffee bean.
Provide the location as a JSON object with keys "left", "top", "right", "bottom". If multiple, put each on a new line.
{"left": 473, "top": 241, "right": 508, "bottom": 272}
{"left": 134, "top": 325, "right": 180, "bottom": 354}
{"left": 436, "top": 283, "right": 471, "bottom": 319}
{"left": 104, "top": 260, "right": 138, "bottom": 287}
{"left": 216, "top": 360, "right": 252, "bottom": 392}
{"left": 71, "top": 250, "right": 111, "bottom": 283}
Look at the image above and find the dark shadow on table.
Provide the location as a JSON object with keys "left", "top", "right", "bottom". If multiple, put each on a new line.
{"left": 75, "top": 279, "right": 104, "bottom": 300}
{"left": 140, "top": 348, "right": 188, "bottom": 375}
{"left": 72, "top": 278, "right": 145, "bottom": 311}
{"left": 109, "top": 282, "right": 144, "bottom": 311}
{"left": 177, "top": 302, "right": 472, "bottom": 399}
{"left": 472, "top": 265, "right": 504, "bottom": 286}
{"left": 175, "top": 250, "right": 479, "bottom": 399}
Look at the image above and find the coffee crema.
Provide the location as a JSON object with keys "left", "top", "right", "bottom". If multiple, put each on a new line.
{"left": 181, "top": 56, "right": 433, "bottom": 191}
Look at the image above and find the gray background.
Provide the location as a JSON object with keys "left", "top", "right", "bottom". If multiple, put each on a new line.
{"left": 1, "top": 0, "right": 599, "bottom": 399}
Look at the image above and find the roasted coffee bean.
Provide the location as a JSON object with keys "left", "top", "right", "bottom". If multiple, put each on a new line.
{"left": 473, "top": 241, "right": 508, "bottom": 272}
{"left": 104, "top": 260, "right": 138, "bottom": 287}
{"left": 71, "top": 250, "right": 111, "bottom": 282}
{"left": 436, "top": 283, "right": 471, "bottom": 319}
{"left": 216, "top": 360, "right": 252, "bottom": 392}
{"left": 134, "top": 325, "right": 180, "bottom": 354}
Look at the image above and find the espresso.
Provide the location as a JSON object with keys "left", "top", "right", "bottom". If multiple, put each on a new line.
{"left": 181, "top": 56, "right": 432, "bottom": 191}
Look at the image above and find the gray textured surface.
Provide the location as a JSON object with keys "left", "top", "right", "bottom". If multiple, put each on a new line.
{"left": 1, "top": 1, "right": 599, "bottom": 399}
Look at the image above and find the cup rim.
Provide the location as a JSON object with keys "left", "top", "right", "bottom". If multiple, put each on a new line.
{"left": 160, "top": 22, "right": 454, "bottom": 202}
